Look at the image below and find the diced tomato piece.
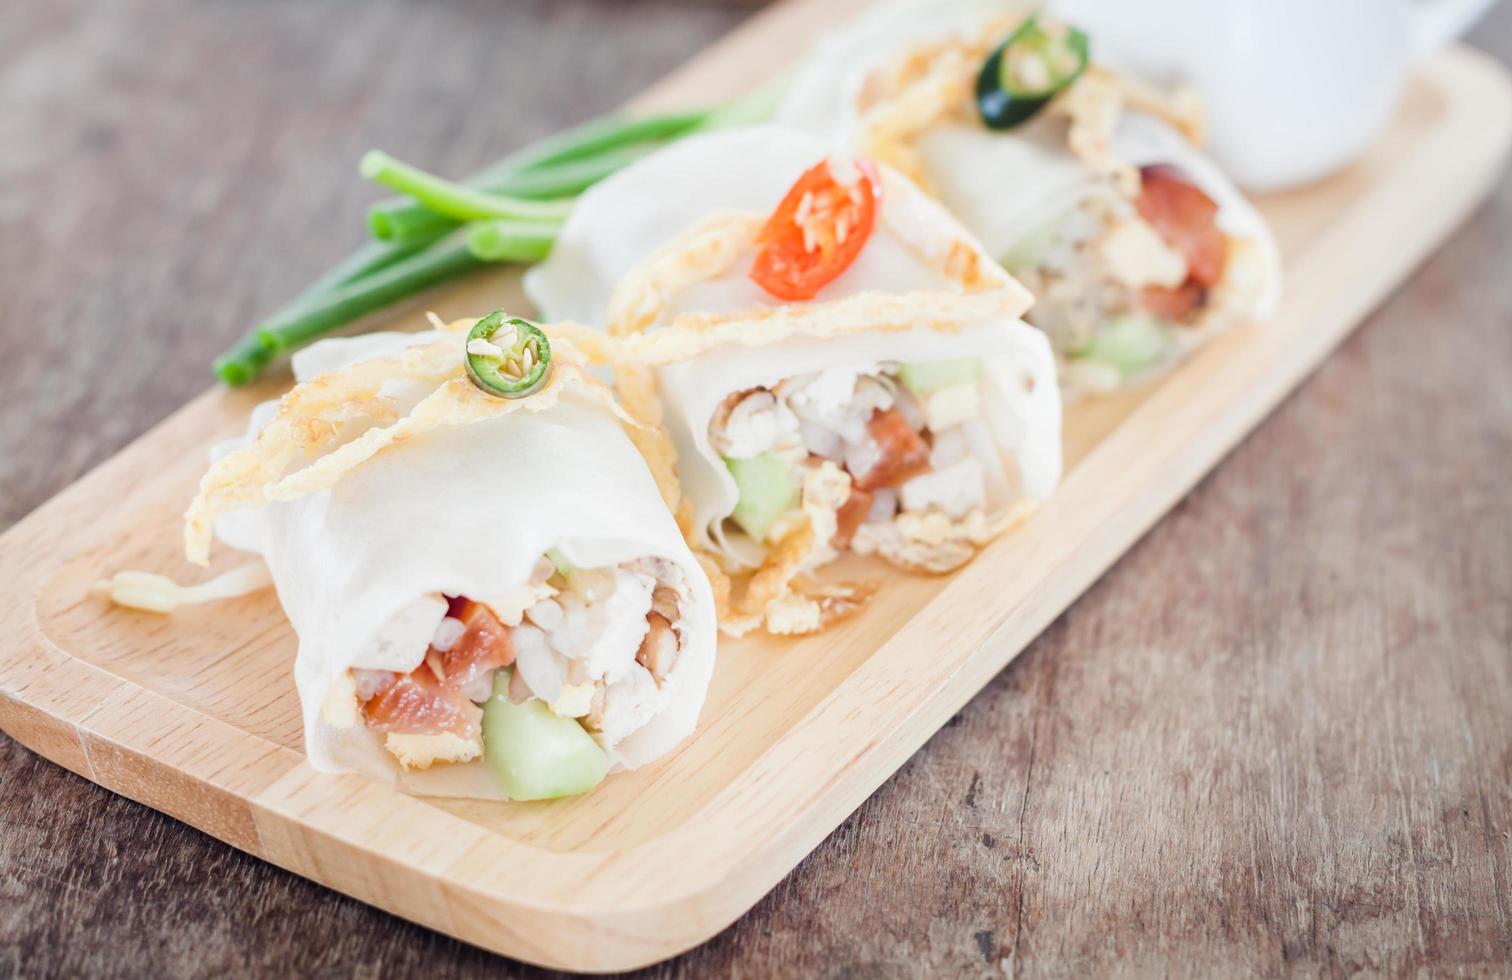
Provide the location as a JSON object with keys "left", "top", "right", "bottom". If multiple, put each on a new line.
{"left": 442, "top": 598, "right": 516, "bottom": 684}
{"left": 361, "top": 670, "right": 478, "bottom": 737}
{"left": 854, "top": 409, "right": 931, "bottom": 491}
{"left": 749, "top": 158, "right": 880, "bottom": 302}
{"left": 1136, "top": 164, "right": 1226, "bottom": 287}
{"left": 832, "top": 486, "right": 874, "bottom": 549}
{"left": 1140, "top": 280, "right": 1207, "bottom": 322}
{"left": 357, "top": 595, "right": 515, "bottom": 738}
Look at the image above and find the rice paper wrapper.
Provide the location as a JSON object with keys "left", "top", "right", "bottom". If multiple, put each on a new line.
{"left": 526, "top": 125, "right": 1061, "bottom": 560}
{"left": 774, "top": 0, "right": 1281, "bottom": 320}
{"left": 525, "top": 125, "right": 981, "bottom": 327}
{"left": 660, "top": 322, "right": 1060, "bottom": 560}
{"left": 213, "top": 332, "right": 718, "bottom": 799}
{"left": 774, "top": 0, "right": 1025, "bottom": 154}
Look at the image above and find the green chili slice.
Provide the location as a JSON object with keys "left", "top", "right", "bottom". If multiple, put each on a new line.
{"left": 976, "top": 16, "right": 1090, "bottom": 130}
{"left": 465, "top": 311, "right": 551, "bottom": 398}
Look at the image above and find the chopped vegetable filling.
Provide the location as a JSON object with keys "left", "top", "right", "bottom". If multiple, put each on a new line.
{"left": 1005, "top": 166, "right": 1229, "bottom": 387}
{"left": 483, "top": 674, "right": 609, "bottom": 801}
{"left": 362, "top": 669, "right": 480, "bottom": 739}
{"left": 1135, "top": 165, "right": 1226, "bottom": 287}
{"left": 712, "top": 362, "right": 1009, "bottom": 569}
{"left": 855, "top": 408, "right": 932, "bottom": 491}
{"left": 347, "top": 554, "right": 692, "bottom": 799}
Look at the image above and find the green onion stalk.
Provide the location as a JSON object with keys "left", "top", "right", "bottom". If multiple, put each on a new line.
{"left": 359, "top": 151, "right": 578, "bottom": 225}
{"left": 369, "top": 142, "right": 660, "bottom": 245}
{"left": 214, "top": 80, "right": 787, "bottom": 386}
{"left": 213, "top": 231, "right": 478, "bottom": 385}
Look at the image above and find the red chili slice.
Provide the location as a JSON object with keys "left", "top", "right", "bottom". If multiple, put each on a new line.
{"left": 749, "top": 158, "right": 880, "bottom": 302}
{"left": 853, "top": 408, "right": 931, "bottom": 491}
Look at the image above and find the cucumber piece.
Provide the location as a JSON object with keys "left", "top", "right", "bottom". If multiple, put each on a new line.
{"left": 725, "top": 453, "right": 797, "bottom": 542}
{"left": 998, "top": 214, "right": 1063, "bottom": 271}
{"left": 545, "top": 547, "right": 573, "bottom": 577}
{"left": 482, "top": 673, "right": 608, "bottom": 801}
{"left": 1079, "top": 315, "right": 1173, "bottom": 378}
{"left": 897, "top": 357, "right": 981, "bottom": 397}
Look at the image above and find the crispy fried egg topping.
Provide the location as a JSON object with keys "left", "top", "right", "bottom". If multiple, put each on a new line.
{"left": 184, "top": 322, "right": 633, "bottom": 565}
{"left": 854, "top": 15, "right": 1204, "bottom": 196}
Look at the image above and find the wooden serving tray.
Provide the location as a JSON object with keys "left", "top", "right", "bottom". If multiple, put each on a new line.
{"left": 3, "top": 0, "right": 1510, "bottom": 968}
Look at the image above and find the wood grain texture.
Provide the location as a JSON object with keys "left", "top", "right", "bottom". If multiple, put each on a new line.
{"left": 2, "top": 2, "right": 1510, "bottom": 978}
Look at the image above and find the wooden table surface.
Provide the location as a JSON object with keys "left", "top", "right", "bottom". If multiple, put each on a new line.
{"left": 4, "top": 1, "right": 1511, "bottom": 976}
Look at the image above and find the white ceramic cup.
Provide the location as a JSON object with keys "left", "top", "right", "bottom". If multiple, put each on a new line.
{"left": 1047, "top": 0, "right": 1500, "bottom": 190}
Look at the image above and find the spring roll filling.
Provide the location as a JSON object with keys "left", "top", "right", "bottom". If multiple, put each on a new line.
{"left": 816, "top": 15, "right": 1267, "bottom": 393}
{"left": 709, "top": 360, "right": 1016, "bottom": 573}
{"left": 342, "top": 553, "right": 693, "bottom": 771}
{"left": 1001, "top": 164, "right": 1262, "bottom": 391}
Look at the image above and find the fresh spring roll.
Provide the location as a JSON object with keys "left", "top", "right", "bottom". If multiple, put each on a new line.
{"left": 526, "top": 126, "right": 1061, "bottom": 635}
{"left": 181, "top": 319, "right": 717, "bottom": 800}
{"left": 775, "top": 0, "right": 1281, "bottom": 395}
